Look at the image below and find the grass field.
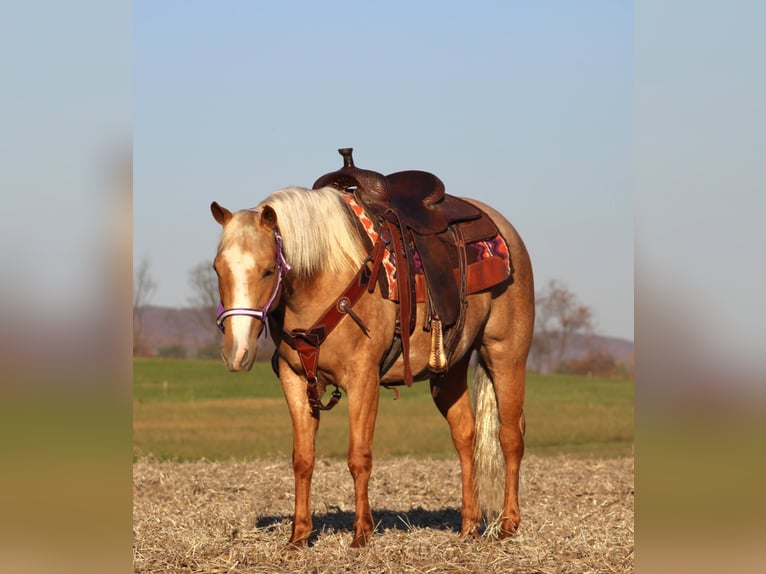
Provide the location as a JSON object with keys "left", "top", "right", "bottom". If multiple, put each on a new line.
{"left": 133, "top": 358, "right": 633, "bottom": 460}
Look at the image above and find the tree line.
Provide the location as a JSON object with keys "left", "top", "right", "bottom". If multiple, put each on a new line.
{"left": 133, "top": 257, "right": 221, "bottom": 359}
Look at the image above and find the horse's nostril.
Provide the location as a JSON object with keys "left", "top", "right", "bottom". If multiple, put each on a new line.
{"left": 239, "top": 349, "right": 249, "bottom": 367}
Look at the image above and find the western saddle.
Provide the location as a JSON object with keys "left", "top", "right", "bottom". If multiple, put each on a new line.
{"left": 313, "top": 148, "right": 505, "bottom": 385}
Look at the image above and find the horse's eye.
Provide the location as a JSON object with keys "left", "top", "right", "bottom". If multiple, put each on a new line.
{"left": 262, "top": 267, "right": 275, "bottom": 278}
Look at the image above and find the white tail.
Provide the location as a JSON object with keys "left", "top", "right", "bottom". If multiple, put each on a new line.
{"left": 472, "top": 356, "right": 505, "bottom": 519}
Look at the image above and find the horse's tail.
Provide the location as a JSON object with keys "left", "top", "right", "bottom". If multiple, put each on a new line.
{"left": 472, "top": 355, "right": 505, "bottom": 519}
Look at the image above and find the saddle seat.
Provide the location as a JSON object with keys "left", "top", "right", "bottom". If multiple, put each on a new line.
{"left": 383, "top": 170, "right": 449, "bottom": 234}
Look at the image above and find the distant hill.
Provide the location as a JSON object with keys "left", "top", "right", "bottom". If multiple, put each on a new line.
{"left": 140, "top": 306, "right": 209, "bottom": 352}
{"left": 138, "top": 306, "right": 633, "bottom": 370}
{"left": 561, "top": 332, "right": 634, "bottom": 364}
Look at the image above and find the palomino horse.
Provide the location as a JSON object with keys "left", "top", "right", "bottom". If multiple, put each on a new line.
{"left": 210, "top": 183, "right": 533, "bottom": 548}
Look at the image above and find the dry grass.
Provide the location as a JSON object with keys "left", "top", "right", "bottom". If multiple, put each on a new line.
{"left": 133, "top": 455, "right": 633, "bottom": 573}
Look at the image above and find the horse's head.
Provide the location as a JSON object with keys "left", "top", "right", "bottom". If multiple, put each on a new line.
{"left": 210, "top": 201, "right": 289, "bottom": 372}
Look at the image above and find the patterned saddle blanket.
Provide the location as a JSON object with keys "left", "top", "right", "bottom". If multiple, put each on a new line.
{"left": 341, "top": 194, "right": 512, "bottom": 303}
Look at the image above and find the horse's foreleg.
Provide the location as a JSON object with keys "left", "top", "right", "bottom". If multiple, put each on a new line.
{"left": 430, "top": 354, "right": 481, "bottom": 538}
{"left": 279, "top": 361, "right": 320, "bottom": 547}
{"left": 289, "top": 416, "right": 319, "bottom": 547}
{"left": 345, "top": 369, "right": 381, "bottom": 547}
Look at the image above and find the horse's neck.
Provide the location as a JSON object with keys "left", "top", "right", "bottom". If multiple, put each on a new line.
{"left": 283, "top": 268, "right": 356, "bottom": 327}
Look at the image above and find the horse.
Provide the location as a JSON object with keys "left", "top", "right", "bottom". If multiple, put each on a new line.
{"left": 210, "top": 183, "right": 534, "bottom": 548}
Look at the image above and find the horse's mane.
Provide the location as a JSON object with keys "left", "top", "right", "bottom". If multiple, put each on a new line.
{"left": 257, "top": 186, "right": 368, "bottom": 282}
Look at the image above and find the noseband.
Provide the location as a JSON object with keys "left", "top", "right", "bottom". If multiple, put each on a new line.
{"left": 215, "top": 218, "right": 291, "bottom": 334}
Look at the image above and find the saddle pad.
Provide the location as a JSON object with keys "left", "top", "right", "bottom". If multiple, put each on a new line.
{"left": 342, "top": 194, "right": 511, "bottom": 303}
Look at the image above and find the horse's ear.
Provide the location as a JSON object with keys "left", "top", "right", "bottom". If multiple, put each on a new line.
{"left": 211, "top": 201, "right": 232, "bottom": 226}
{"left": 259, "top": 205, "right": 278, "bottom": 230}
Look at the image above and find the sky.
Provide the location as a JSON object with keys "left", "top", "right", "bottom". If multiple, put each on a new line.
{"left": 134, "top": 0, "right": 633, "bottom": 340}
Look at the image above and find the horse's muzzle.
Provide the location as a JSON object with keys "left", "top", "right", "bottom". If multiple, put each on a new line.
{"left": 223, "top": 346, "right": 255, "bottom": 372}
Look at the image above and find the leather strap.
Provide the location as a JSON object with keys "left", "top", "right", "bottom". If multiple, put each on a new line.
{"left": 444, "top": 224, "right": 468, "bottom": 363}
{"left": 385, "top": 210, "right": 415, "bottom": 386}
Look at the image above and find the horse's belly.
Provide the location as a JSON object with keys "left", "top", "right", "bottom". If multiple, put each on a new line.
{"left": 378, "top": 294, "right": 492, "bottom": 385}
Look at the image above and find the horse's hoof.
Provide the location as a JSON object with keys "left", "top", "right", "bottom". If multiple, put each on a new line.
{"left": 284, "top": 539, "right": 306, "bottom": 551}
{"left": 497, "top": 521, "right": 519, "bottom": 539}
{"left": 350, "top": 533, "right": 371, "bottom": 548}
{"left": 460, "top": 526, "right": 479, "bottom": 539}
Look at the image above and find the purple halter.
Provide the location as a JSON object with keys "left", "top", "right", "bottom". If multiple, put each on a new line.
{"left": 216, "top": 212, "right": 291, "bottom": 334}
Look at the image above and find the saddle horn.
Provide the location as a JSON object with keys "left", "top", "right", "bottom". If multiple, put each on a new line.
{"left": 313, "top": 148, "right": 390, "bottom": 204}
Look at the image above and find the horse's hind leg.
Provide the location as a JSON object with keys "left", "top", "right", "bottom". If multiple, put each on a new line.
{"left": 430, "top": 353, "right": 481, "bottom": 538}
{"left": 478, "top": 320, "right": 530, "bottom": 538}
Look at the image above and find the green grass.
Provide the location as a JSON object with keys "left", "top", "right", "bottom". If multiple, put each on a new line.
{"left": 133, "top": 359, "right": 633, "bottom": 461}
{"left": 524, "top": 372, "right": 634, "bottom": 457}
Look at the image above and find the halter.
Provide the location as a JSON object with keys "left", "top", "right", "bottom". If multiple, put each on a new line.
{"left": 215, "top": 213, "right": 291, "bottom": 334}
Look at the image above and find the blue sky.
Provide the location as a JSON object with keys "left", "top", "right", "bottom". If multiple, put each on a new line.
{"left": 134, "top": 1, "right": 633, "bottom": 339}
